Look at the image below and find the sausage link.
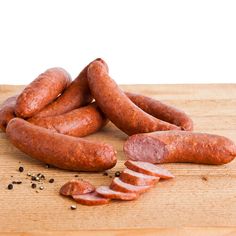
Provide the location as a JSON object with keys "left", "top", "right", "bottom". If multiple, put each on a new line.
{"left": 15, "top": 68, "right": 71, "bottom": 118}
{"left": 6, "top": 118, "right": 117, "bottom": 171}
{"left": 33, "top": 58, "right": 108, "bottom": 118}
{"left": 0, "top": 95, "right": 17, "bottom": 132}
{"left": 125, "top": 92, "right": 193, "bottom": 131}
{"left": 87, "top": 61, "right": 180, "bottom": 136}
{"left": 124, "top": 131, "right": 236, "bottom": 165}
{"left": 28, "top": 103, "right": 107, "bottom": 137}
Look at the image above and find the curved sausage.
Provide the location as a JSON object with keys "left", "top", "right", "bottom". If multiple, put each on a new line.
{"left": 110, "top": 177, "right": 151, "bottom": 194}
{"left": 96, "top": 186, "right": 138, "bottom": 200}
{"left": 124, "top": 131, "right": 236, "bottom": 165}
{"left": 33, "top": 58, "right": 108, "bottom": 118}
{"left": 120, "top": 169, "right": 159, "bottom": 186}
{"left": 6, "top": 118, "right": 117, "bottom": 172}
{"left": 15, "top": 68, "right": 71, "bottom": 118}
{"left": 124, "top": 160, "right": 174, "bottom": 179}
{"left": 125, "top": 92, "right": 193, "bottom": 131}
{"left": 73, "top": 192, "right": 110, "bottom": 205}
{"left": 0, "top": 95, "right": 17, "bottom": 132}
{"left": 60, "top": 180, "right": 95, "bottom": 196}
{"left": 28, "top": 103, "right": 107, "bottom": 137}
{"left": 87, "top": 61, "right": 180, "bottom": 136}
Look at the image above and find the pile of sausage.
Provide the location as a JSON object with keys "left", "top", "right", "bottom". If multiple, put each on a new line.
{"left": 60, "top": 160, "right": 174, "bottom": 206}
{"left": 0, "top": 58, "right": 236, "bottom": 173}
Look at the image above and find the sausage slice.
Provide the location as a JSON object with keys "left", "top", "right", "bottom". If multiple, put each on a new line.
{"left": 96, "top": 186, "right": 138, "bottom": 200}
{"left": 73, "top": 192, "right": 110, "bottom": 206}
{"left": 124, "top": 160, "right": 174, "bottom": 179}
{"left": 110, "top": 177, "right": 152, "bottom": 194}
{"left": 120, "top": 169, "right": 159, "bottom": 186}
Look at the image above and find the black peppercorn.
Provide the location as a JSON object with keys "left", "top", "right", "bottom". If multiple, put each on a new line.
{"left": 19, "top": 166, "right": 24, "bottom": 172}
{"left": 8, "top": 184, "right": 13, "bottom": 190}
{"left": 49, "top": 178, "right": 54, "bottom": 183}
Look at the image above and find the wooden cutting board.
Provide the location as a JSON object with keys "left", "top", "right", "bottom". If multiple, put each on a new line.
{"left": 0, "top": 84, "right": 236, "bottom": 236}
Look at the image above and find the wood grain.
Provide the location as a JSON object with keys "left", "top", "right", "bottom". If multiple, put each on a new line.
{"left": 0, "top": 84, "right": 235, "bottom": 235}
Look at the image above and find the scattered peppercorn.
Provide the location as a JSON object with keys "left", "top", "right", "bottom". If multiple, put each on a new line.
{"left": 12, "top": 181, "right": 22, "bottom": 184}
{"left": 8, "top": 184, "right": 13, "bottom": 190}
{"left": 31, "top": 176, "right": 36, "bottom": 181}
{"left": 115, "top": 171, "right": 121, "bottom": 177}
{"left": 41, "top": 175, "right": 45, "bottom": 180}
{"left": 49, "top": 178, "right": 54, "bottom": 183}
{"left": 19, "top": 166, "right": 24, "bottom": 172}
{"left": 27, "top": 172, "right": 31, "bottom": 176}
{"left": 70, "top": 205, "right": 77, "bottom": 210}
{"left": 103, "top": 172, "right": 108, "bottom": 176}
{"left": 35, "top": 177, "right": 40, "bottom": 181}
{"left": 31, "top": 183, "right": 37, "bottom": 189}
{"left": 39, "top": 186, "right": 44, "bottom": 190}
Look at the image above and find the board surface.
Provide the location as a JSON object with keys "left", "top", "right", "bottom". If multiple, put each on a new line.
{"left": 0, "top": 84, "right": 236, "bottom": 235}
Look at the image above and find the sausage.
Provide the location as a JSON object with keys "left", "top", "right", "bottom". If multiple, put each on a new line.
{"left": 124, "top": 131, "right": 236, "bottom": 165}
{"left": 60, "top": 180, "right": 95, "bottom": 196}
{"left": 33, "top": 58, "right": 108, "bottom": 119}
{"left": 96, "top": 186, "right": 138, "bottom": 200}
{"left": 110, "top": 177, "right": 152, "bottom": 194}
{"left": 119, "top": 169, "right": 159, "bottom": 186}
{"left": 87, "top": 61, "right": 180, "bottom": 136}
{"left": 124, "top": 160, "right": 174, "bottom": 179}
{"left": 6, "top": 118, "right": 117, "bottom": 171}
{"left": 73, "top": 192, "right": 110, "bottom": 206}
{"left": 28, "top": 103, "right": 107, "bottom": 137}
{"left": 0, "top": 95, "right": 17, "bottom": 132}
{"left": 125, "top": 92, "right": 193, "bottom": 131}
{"left": 15, "top": 68, "right": 71, "bottom": 118}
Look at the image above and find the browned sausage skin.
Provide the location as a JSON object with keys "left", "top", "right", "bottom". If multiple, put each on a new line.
{"left": 124, "top": 131, "right": 236, "bottom": 165}
{"left": 125, "top": 92, "right": 193, "bottom": 131}
{"left": 15, "top": 68, "right": 71, "bottom": 118}
{"left": 33, "top": 58, "right": 108, "bottom": 119}
{"left": 0, "top": 95, "right": 17, "bottom": 132}
{"left": 87, "top": 61, "right": 180, "bottom": 136}
{"left": 28, "top": 103, "right": 107, "bottom": 137}
{"left": 6, "top": 118, "right": 117, "bottom": 171}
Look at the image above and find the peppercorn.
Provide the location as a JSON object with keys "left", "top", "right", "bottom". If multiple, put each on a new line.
{"left": 70, "top": 205, "right": 77, "bottom": 210}
{"left": 49, "top": 178, "right": 54, "bottom": 183}
{"left": 31, "top": 183, "right": 36, "bottom": 189}
{"left": 8, "top": 184, "right": 13, "bottom": 190}
{"left": 115, "top": 171, "right": 121, "bottom": 177}
{"left": 19, "top": 166, "right": 24, "bottom": 172}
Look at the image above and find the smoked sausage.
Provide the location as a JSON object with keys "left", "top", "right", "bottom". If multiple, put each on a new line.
{"left": 6, "top": 118, "right": 117, "bottom": 171}
{"left": 125, "top": 92, "right": 193, "bottom": 131}
{"left": 15, "top": 68, "right": 71, "bottom": 118}
{"left": 87, "top": 61, "right": 180, "bottom": 136}
{"left": 33, "top": 58, "right": 108, "bottom": 118}
{"left": 0, "top": 95, "right": 17, "bottom": 132}
{"left": 124, "top": 131, "right": 236, "bottom": 164}
{"left": 28, "top": 103, "right": 107, "bottom": 137}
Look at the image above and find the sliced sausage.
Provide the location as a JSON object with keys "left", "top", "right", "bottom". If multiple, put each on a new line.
{"left": 120, "top": 168, "right": 160, "bottom": 186}
{"left": 28, "top": 103, "right": 107, "bottom": 137}
{"left": 33, "top": 58, "right": 108, "bottom": 118}
{"left": 15, "top": 68, "right": 71, "bottom": 118}
{"left": 124, "top": 160, "right": 174, "bottom": 179}
{"left": 0, "top": 95, "right": 17, "bottom": 132}
{"left": 6, "top": 118, "right": 117, "bottom": 171}
{"left": 125, "top": 92, "right": 193, "bottom": 131}
{"left": 73, "top": 192, "right": 110, "bottom": 206}
{"left": 60, "top": 180, "right": 95, "bottom": 196}
{"left": 87, "top": 61, "right": 180, "bottom": 136}
{"left": 96, "top": 186, "right": 138, "bottom": 200}
{"left": 110, "top": 177, "right": 152, "bottom": 194}
{"left": 124, "top": 131, "right": 236, "bottom": 165}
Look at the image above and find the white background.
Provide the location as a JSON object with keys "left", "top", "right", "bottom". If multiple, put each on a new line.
{"left": 0, "top": 0, "right": 235, "bottom": 85}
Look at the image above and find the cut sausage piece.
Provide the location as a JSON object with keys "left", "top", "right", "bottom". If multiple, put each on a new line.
{"left": 73, "top": 192, "right": 110, "bottom": 206}
{"left": 110, "top": 177, "right": 151, "bottom": 194}
{"left": 125, "top": 92, "right": 193, "bottom": 131}
{"left": 87, "top": 61, "right": 180, "bottom": 136}
{"left": 28, "top": 103, "right": 107, "bottom": 137}
{"left": 0, "top": 95, "right": 17, "bottom": 132}
{"left": 33, "top": 58, "right": 108, "bottom": 118}
{"left": 124, "top": 160, "right": 174, "bottom": 179}
{"left": 120, "top": 169, "right": 159, "bottom": 186}
{"left": 6, "top": 118, "right": 117, "bottom": 172}
{"left": 124, "top": 131, "right": 236, "bottom": 165}
{"left": 60, "top": 180, "right": 95, "bottom": 196}
{"left": 96, "top": 186, "right": 138, "bottom": 200}
{"left": 15, "top": 67, "right": 71, "bottom": 118}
